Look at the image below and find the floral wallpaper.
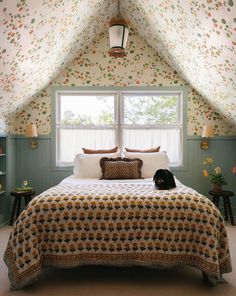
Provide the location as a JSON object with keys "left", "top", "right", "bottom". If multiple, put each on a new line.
{"left": 12, "top": 29, "right": 235, "bottom": 136}
{"left": 0, "top": 0, "right": 117, "bottom": 127}
{"left": 121, "top": 0, "right": 236, "bottom": 125}
{"left": 0, "top": 0, "right": 235, "bottom": 135}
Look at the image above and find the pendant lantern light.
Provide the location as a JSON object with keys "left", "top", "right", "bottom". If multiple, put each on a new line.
{"left": 108, "top": 1, "right": 129, "bottom": 58}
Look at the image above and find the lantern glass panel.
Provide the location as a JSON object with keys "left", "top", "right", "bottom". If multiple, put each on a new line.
{"left": 109, "top": 25, "right": 129, "bottom": 49}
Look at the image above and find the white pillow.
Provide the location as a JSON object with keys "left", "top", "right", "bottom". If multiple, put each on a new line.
{"left": 124, "top": 152, "right": 170, "bottom": 178}
{"left": 73, "top": 153, "right": 120, "bottom": 178}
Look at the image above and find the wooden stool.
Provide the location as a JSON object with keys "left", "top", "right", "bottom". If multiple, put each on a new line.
{"left": 209, "top": 190, "right": 235, "bottom": 225}
{"left": 9, "top": 190, "right": 36, "bottom": 225}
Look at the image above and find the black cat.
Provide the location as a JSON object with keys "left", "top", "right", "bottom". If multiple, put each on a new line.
{"left": 153, "top": 169, "right": 176, "bottom": 190}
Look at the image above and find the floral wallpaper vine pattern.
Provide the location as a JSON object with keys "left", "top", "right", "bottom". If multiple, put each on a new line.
{"left": 0, "top": 0, "right": 235, "bottom": 135}
{"left": 0, "top": 0, "right": 117, "bottom": 118}
{"left": 13, "top": 29, "right": 235, "bottom": 136}
{"left": 120, "top": 0, "right": 236, "bottom": 124}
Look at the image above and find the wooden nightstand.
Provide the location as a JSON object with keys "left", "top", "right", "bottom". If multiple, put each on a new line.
{"left": 209, "top": 190, "right": 235, "bottom": 225}
{"left": 9, "top": 190, "right": 36, "bottom": 225}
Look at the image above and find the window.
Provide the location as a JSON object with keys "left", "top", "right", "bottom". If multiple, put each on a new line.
{"left": 53, "top": 89, "right": 185, "bottom": 167}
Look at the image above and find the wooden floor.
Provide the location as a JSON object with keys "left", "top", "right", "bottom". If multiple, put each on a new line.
{"left": 0, "top": 224, "right": 235, "bottom": 296}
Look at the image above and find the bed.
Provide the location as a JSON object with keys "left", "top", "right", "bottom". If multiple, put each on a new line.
{"left": 4, "top": 175, "right": 232, "bottom": 289}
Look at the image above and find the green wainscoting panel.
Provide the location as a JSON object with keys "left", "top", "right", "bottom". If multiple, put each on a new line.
{"left": 0, "top": 135, "right": 7, "bottom": 226}
{"left": 13, "top": 136, "right": 236, "bottom": 222}
{"left": 0, "top": 136, "right": 16, "bottom": 226}
{"left": 175, "top": 137, "right": 236, "bottom": 206}
{"left": 6, "top": 136, "right": 16, "bottom": 224}
{"left": 15, "top": 137, "right": 71, "bottom": 197}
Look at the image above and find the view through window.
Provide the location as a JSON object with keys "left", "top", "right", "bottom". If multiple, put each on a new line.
{"left": 54, "top": 90, "right": 184, "bottom": 167}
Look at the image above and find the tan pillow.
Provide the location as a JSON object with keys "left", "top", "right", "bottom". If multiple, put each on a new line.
{"left": 100, "top": 157, "right": 143, "bottom": 179}
{"left": 125, "top": 147, "right": 160, "bottom": 153}
{"left": 82, "top": 146, "right": 118, "bottom": 154}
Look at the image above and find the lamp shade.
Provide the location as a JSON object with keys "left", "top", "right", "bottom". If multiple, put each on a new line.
{"left": 201, "top": 125, "right": 214, "bottom": 138}
{"left": 25, "top": 124, "right": 38, "bottom": 137}
{"left": 108, "top": 18, "right": 129, "bottom": 58}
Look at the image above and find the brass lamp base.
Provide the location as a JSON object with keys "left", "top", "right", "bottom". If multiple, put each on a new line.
{"left": 29, "top": 138, "right": 38, "bottom": 149}
{"left": 200, "top": 140, "right": 209, "bottom": 150}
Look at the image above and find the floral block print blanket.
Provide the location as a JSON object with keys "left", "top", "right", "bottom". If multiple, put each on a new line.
{"left": 4, "top": 178, "right": 232, "bottom": 289}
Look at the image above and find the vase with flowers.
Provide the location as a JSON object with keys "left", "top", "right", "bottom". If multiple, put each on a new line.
{"left": 202, "top": 157, "right": 227, "bottom": 192}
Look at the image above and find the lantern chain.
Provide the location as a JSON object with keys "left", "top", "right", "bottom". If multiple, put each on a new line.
{"left": 118, "top": 0, "right": 120, "bottom": 16}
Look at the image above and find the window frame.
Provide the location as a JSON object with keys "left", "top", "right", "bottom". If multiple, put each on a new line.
{"left": 51, "top": 86, "right": 187, "bottom": 171}
{"left": 55, "top": 91, "right": 118, "bottom": 166}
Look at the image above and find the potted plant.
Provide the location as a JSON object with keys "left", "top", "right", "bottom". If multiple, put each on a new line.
{"left": 202, "top": 157, "right": 227, "bottom": 192}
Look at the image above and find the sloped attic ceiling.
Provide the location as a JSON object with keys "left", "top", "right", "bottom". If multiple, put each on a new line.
{"left": 120, "top": 0, "right": 236, "bottom": 124}
{"left": 0, "top": 0, "right": 117, "bottom": 117}
{"left": 0, "top": 0, "right": 235, "bottom": 126}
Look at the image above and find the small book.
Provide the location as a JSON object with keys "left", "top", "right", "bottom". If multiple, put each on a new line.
{"left": 15, "top": 187, "right": 33, "bottom": 191}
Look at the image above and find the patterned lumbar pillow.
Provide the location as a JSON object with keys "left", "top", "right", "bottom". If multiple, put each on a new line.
{"left": 100, "top": 157, "right": 143, "bottom": 179}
